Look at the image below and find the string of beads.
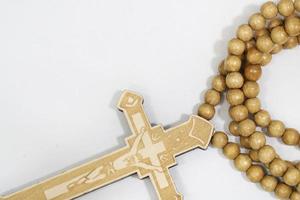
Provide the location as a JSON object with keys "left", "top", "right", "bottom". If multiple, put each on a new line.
{"left": 197, "top": 0, "right": 300, "bottom": 199}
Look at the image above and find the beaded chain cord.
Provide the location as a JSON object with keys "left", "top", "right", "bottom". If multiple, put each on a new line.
{"left": 197, "top": 0, "right": 300, "bottom": 199}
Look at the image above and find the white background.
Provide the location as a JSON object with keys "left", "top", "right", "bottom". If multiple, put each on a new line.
{"left": 0, "top": 0, "right": 299, "bottom": 199}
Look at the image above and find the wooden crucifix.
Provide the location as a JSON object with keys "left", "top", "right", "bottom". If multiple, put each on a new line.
{"left": 1, "top": 90, "right": 214, "bottom": 200}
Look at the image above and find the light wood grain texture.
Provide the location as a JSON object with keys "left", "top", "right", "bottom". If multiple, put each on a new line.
{"left": 1, "top": 90, "right": 214, "bottom": 200}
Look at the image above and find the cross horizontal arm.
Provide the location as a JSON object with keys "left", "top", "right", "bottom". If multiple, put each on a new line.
{"left": 163, "top": 115, "right": 214, "bottom": 156}
{"left": 3, "top": 147, "right": 137, "bottom": 200}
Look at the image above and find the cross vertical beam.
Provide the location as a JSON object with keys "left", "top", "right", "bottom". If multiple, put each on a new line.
{"left": 118, "top": 91, "right": 183, "bottom": 199}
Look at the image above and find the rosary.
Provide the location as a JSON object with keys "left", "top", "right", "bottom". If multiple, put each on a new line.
{"left": 1, "top": 0, "right": 300, "bottom": 199}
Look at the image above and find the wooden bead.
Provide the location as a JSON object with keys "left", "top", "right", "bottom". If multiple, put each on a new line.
{"left": 249, "top": 131, "right": 266, "bottom": 150}
{"left": 238, "top": 119, "right": 256, "bottom": 137}
{"left": 268, "top": 120, "right": 285, "bottom": 137}
{"left": 226, "top": 72, "right": 244, "bottom": 89}
{"left": 271, "top": 43, "right": 283, "bottom": 54}
{"left": 229, "top": 121, "right": 240, "bottom": 136}
{"left": 223, "top": 143, "right": 240, "bottom": 160}
{"left": 247, "top": 48, "right": 263, "bottom": 64}
{"left": 228, "top": 38, "right": 246, "bottom": 55}
{"left": 255, "top": 110, "right": 271, "bottom": 127}
{"left": 295, "top": 0, "right": 300, "bottom": 12}
{"left": 249, "top": 150, "right": 259, "bottom": 162}
{"left": 234, "top": 154, "right": 252, "bottom": 171}
{"left": 249, "top": 13, "right": 266, "bottom": 30}
{"left": 256, "top": 28, "right": 269, "bottom": 37}
{"left": 286, "top": 160, "right": 295, "bottom": 168}
{"left": 278, "top": 0, "right": 295, "bottom": 17}
{"left": 261, "top": 53, "right": 272, "bottom": 66}
{"left": 237, "top": 24, "right": 254, "bottom": 42}
{"left": 282, "top": 128, "right": 300, "bottom": 145}
{"left": 225, "top": 55, "right": 242, "bottom": 72}
{"left": 269, "top": 18, "right": 283, "bottom": 30}
{"left": 240, "top": 136, "right": 251, "bottom": 149}
{"left": 229, "top": 105, "right": 248, "bottom": 122}
{"left": 260, "top": 175, "right": 278, "bottom": 192}
{"left": 212, "top": 75, "right": 226, "bottom": 92}
{"left": 247, "top": 165, "right": 265, "bottom": 182}
{"left": 298, "top": 183, "right": 300, "bottom": 192}
{"left": 271, "top": 26, "right": 289, "bottom": 44}
{"left": 270, "top": 158, "right": 288, "bottom": 177}
{"left": 246, "top": 39, "right": 256, "bottom": 50}
{"left": 261, "top": 1, "right": 278, "bottom": 19}
{"left": 284, "top": 36, "right": 299, "bottom": 49}
{"left": 291, "top": 192, "right": 300, "bottom": 200}
{"left": 289, "top": 38, "right": 300, "bottom": 49}
{"left": 243, "top": 81, "right": 260, "bottom": 98}
{"left": 212, "top": 131, "right": 228, "bottom": 148}
{"left": 198, "top": 103, "right": 215, "bottom": 120}
{"left": 205, "top": 89, "right": 221, "bottom": 106}
{"left": 258, "top": 145, "right": 276, "bottom": 164}
{"left": 283, "top": 168, "right": 300, "bottom": 186}
{"left": 226, "top": 89, "right": 245, "bottom": 106}
{"left": 296, "top": 162, "right": 300, "bottom": 170}
{"left": 245, "top": 98, "right": 261, "bottom": 114}
{"left": 275, "top": 183, "right": 292, "bottom": 199}
{"left": 244, "top": 65, "right": 262, "bottom": 81}
{"left": 218, "top": 61, "right": 227, "bottom": 76}
{"left": 256, "top": 35, "right": 275, "bottom": 53}
{"left": 285, "top": 16, "right": 300, "bottom": 36}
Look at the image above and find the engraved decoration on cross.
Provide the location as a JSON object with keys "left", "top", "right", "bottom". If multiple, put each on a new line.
{"left": 0, "top": 90, "right": 214, "bottom": 200}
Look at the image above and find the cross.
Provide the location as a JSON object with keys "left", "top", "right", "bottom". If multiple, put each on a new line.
{"left": 1, "top": 90, "right": 214, "bottom": 200}
{"left": 139, "top": 132, "right": 167, "bottom": 189}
